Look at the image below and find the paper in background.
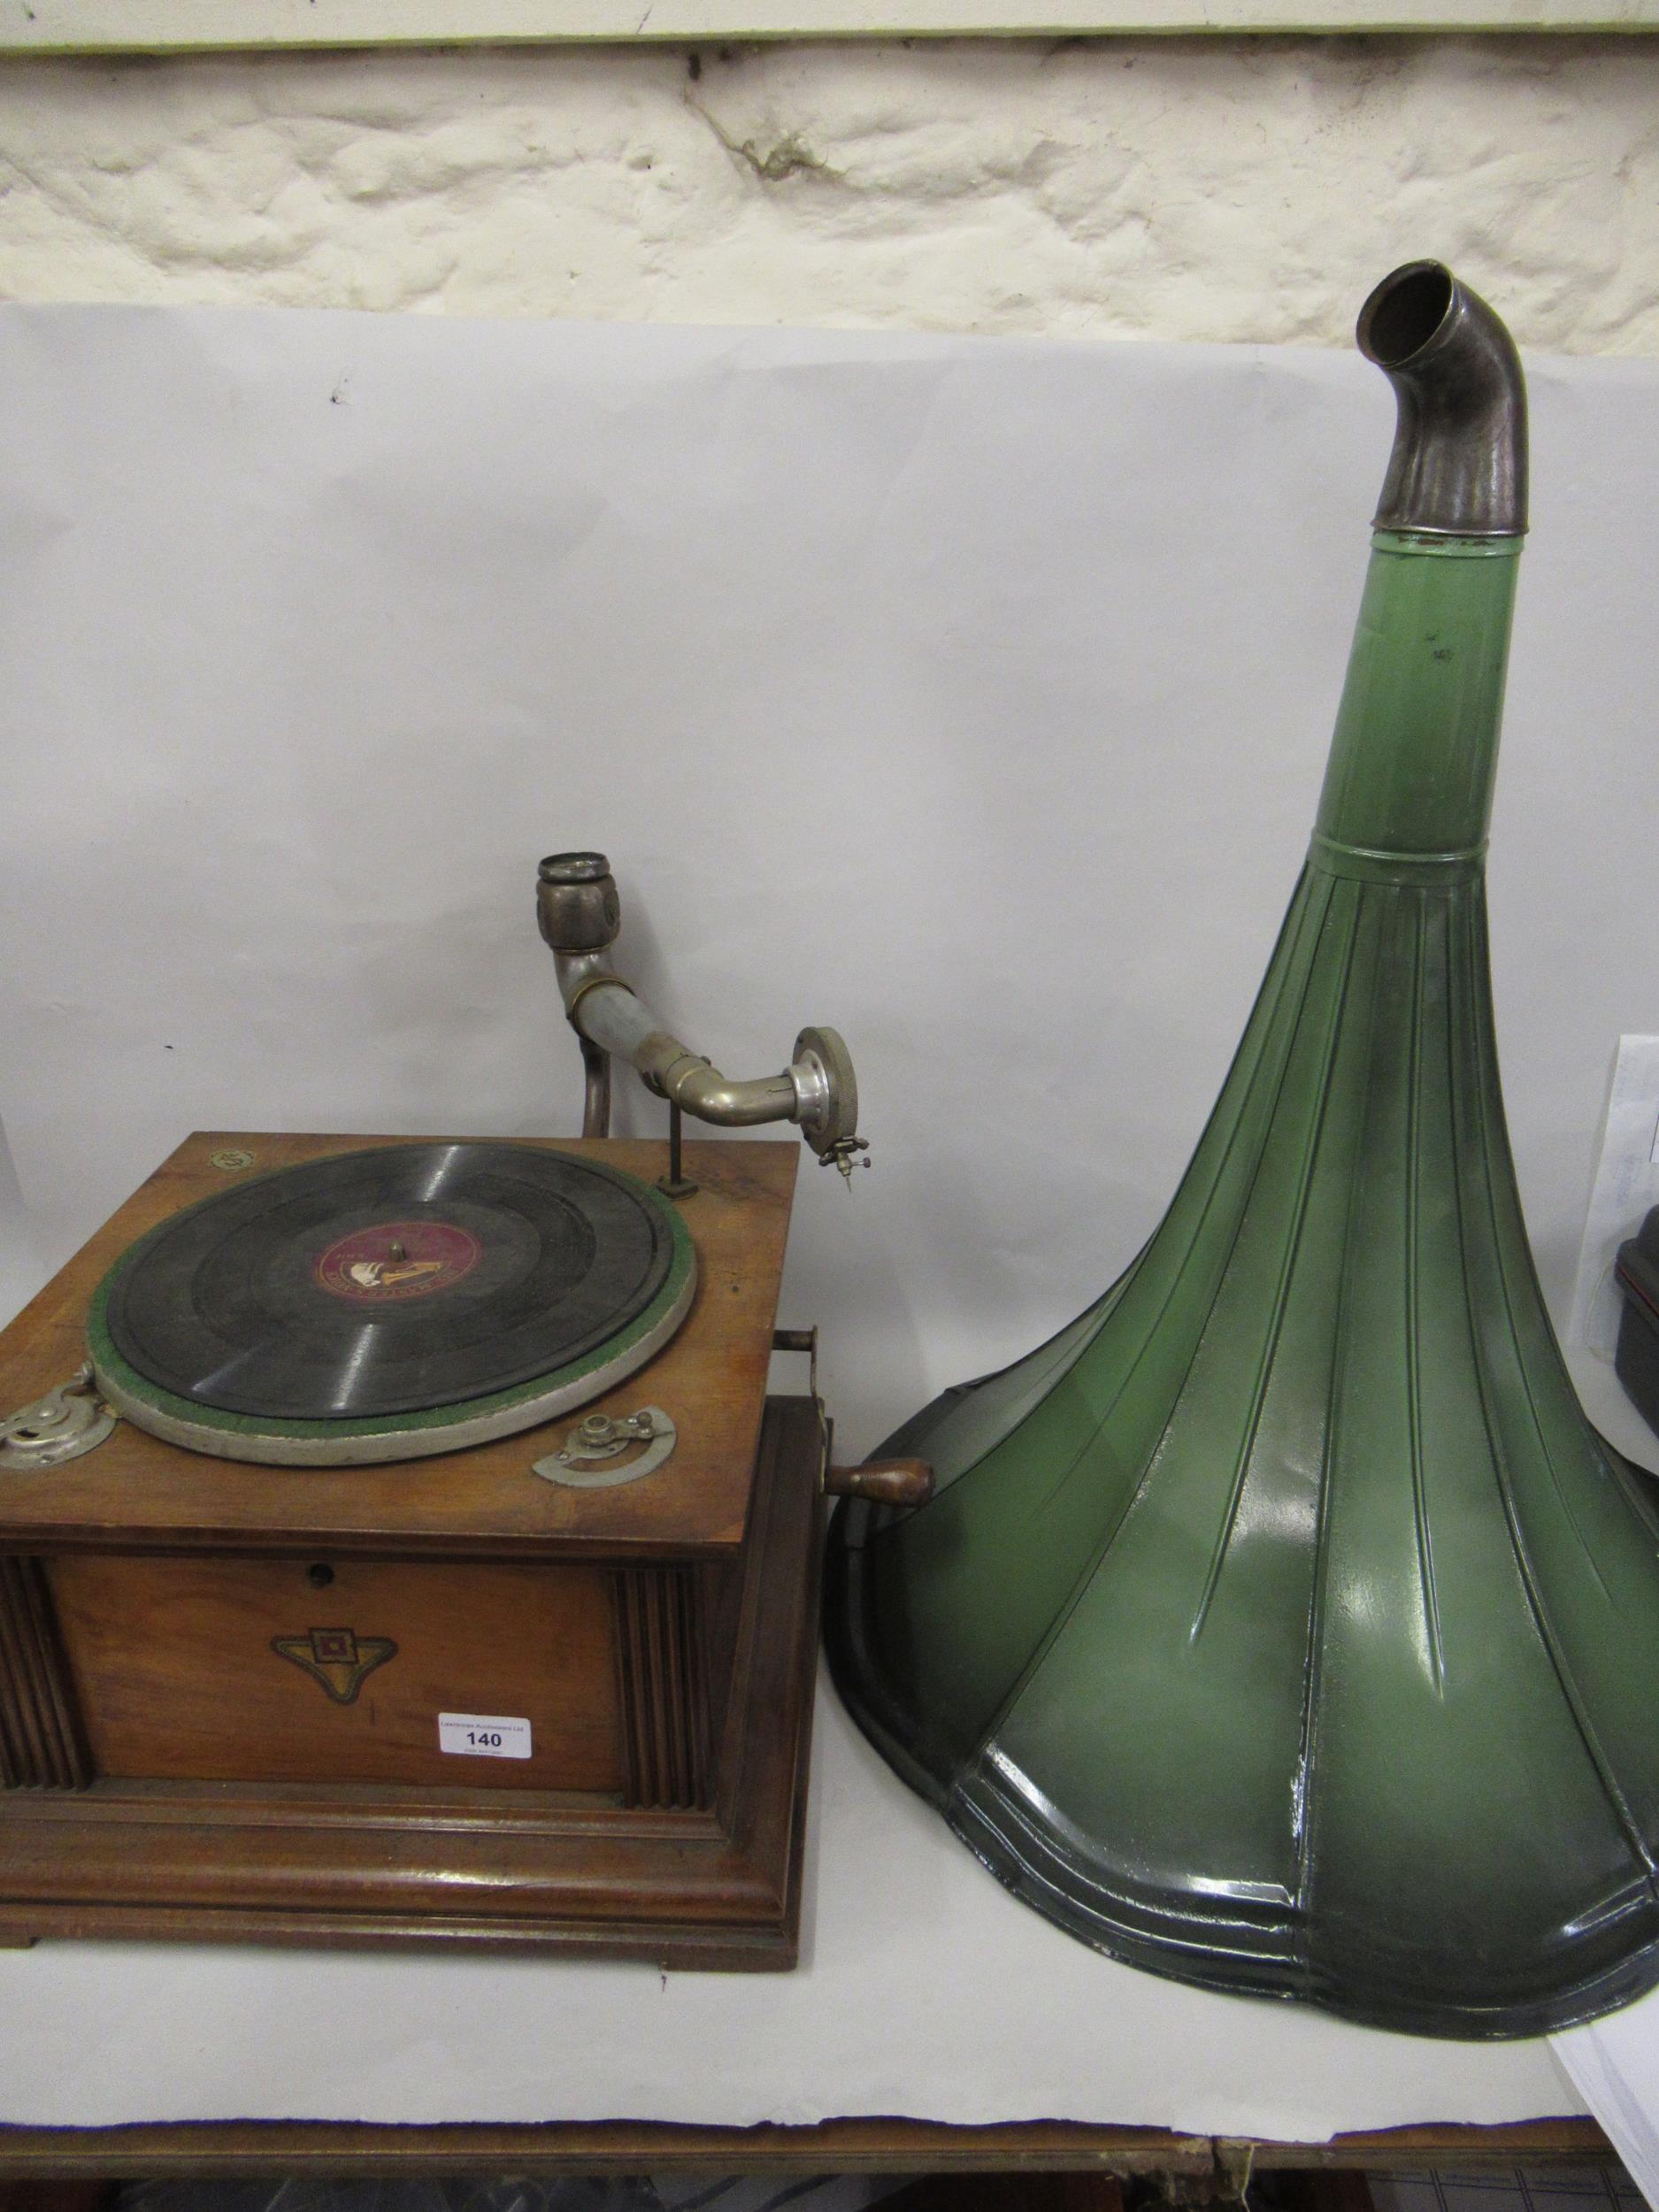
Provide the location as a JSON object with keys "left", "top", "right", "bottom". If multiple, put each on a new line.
{"left": 1558, "top": 2006, "right": 1659, "bottom": 2208}
{"left": 1, "top": 305, "right": 1655, "bottom": 1469}
{"left": 0, "top": 303, "right": 1655, "bottom": 2139}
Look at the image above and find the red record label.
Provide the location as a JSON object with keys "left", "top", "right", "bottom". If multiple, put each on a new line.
{"left": 314, "top": 1220, "right": 483, "bottom": 1303}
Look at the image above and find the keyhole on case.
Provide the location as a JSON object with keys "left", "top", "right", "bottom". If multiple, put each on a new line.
{"left": 307, "top": 1563, "right": 335, "bottom": 1589}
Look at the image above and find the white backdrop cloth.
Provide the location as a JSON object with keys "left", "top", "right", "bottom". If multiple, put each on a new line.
{"left": 3, "top": 302, "right": 1655, "bottom": 2136}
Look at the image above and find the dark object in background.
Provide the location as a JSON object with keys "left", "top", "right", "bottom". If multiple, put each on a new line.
{"left": 1615, "top": 1208, "right": 1659, "bottom": 1435}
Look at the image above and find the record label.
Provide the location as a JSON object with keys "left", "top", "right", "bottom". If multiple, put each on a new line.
{"left": 314, "top": 1219, "right": 482, "bottom": 1304}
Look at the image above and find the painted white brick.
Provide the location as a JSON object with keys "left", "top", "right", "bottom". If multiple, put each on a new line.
{"left": 0, "top": 38, "right": 1654, "bottom": 349}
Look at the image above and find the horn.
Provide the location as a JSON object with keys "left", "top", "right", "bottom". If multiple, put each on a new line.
{"left": 824, "top": 263, "right": 1659, "bottom": 2039}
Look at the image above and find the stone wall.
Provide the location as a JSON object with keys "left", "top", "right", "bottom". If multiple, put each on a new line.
{"left": 0, "top": 36, "right": 1654, "bottom": 349}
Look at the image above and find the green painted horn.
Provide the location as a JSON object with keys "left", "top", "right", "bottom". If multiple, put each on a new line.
{"left": 824, "top": 262, "right": 1659, "bottom": 2039}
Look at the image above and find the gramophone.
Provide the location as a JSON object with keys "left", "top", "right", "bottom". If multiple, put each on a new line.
{"left": 825, "top": 262, "right": 1659, "bottom": 2039}
{"left": 0, "top": 853, "right": 925, "bottom": 1965}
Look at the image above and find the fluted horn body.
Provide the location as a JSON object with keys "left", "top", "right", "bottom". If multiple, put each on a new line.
{"left": 824, "top": 265, "right": 1659, "bottom": 2039}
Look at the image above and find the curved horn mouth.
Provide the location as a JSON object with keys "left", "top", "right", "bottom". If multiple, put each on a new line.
{"left": 1357, "top": 260, "right": 1455, "bottom": 371}
{"left": 1357, "top": 260, "right": 1527, "bottom": 539}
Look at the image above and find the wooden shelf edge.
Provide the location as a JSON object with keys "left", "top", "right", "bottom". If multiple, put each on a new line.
{"left": 0, "top": 2113, "right": 1609, "bottom": 2180}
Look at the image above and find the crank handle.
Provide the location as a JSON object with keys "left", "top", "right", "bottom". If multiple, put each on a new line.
{"left": 823, "top": 1457, "right": 934, "bottom": 1509}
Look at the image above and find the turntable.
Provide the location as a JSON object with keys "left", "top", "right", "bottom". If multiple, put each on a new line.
{"left": 0, "top": 856, "right": 927, "bottom": 1965}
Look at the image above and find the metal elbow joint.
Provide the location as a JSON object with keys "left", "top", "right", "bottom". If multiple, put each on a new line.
{"left": 643, "top": 1047, "right": 797, "bottom": 1128}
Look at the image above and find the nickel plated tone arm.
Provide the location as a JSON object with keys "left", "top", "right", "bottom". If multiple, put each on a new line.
{"left": 536, "top": 852, "right": 868, "bottom": 1181}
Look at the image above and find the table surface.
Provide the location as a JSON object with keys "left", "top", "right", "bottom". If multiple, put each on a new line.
{"left": 0, "top": 1683, "right": 1592, "bottom": 2152}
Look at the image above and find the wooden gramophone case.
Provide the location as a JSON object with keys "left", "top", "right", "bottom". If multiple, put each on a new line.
{"left": 0, "top": 1129, "right": 826, "bottom": 1966}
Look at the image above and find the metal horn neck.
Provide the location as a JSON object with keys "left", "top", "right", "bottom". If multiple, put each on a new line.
{"left": 1357, "top": 260, "right": 1527, "bottom": 539}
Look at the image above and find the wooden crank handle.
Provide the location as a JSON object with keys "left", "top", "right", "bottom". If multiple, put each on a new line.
{"left": 823, "top": 1457, "right": 935, "bottom": 1508}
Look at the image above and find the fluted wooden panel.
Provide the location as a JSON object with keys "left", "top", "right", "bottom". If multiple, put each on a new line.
{"left": 0, "top": 1557, "right": 91, "bottom": 1791}
{"left": 616, "top": 1567, "right": 711, "bottom": 1811}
